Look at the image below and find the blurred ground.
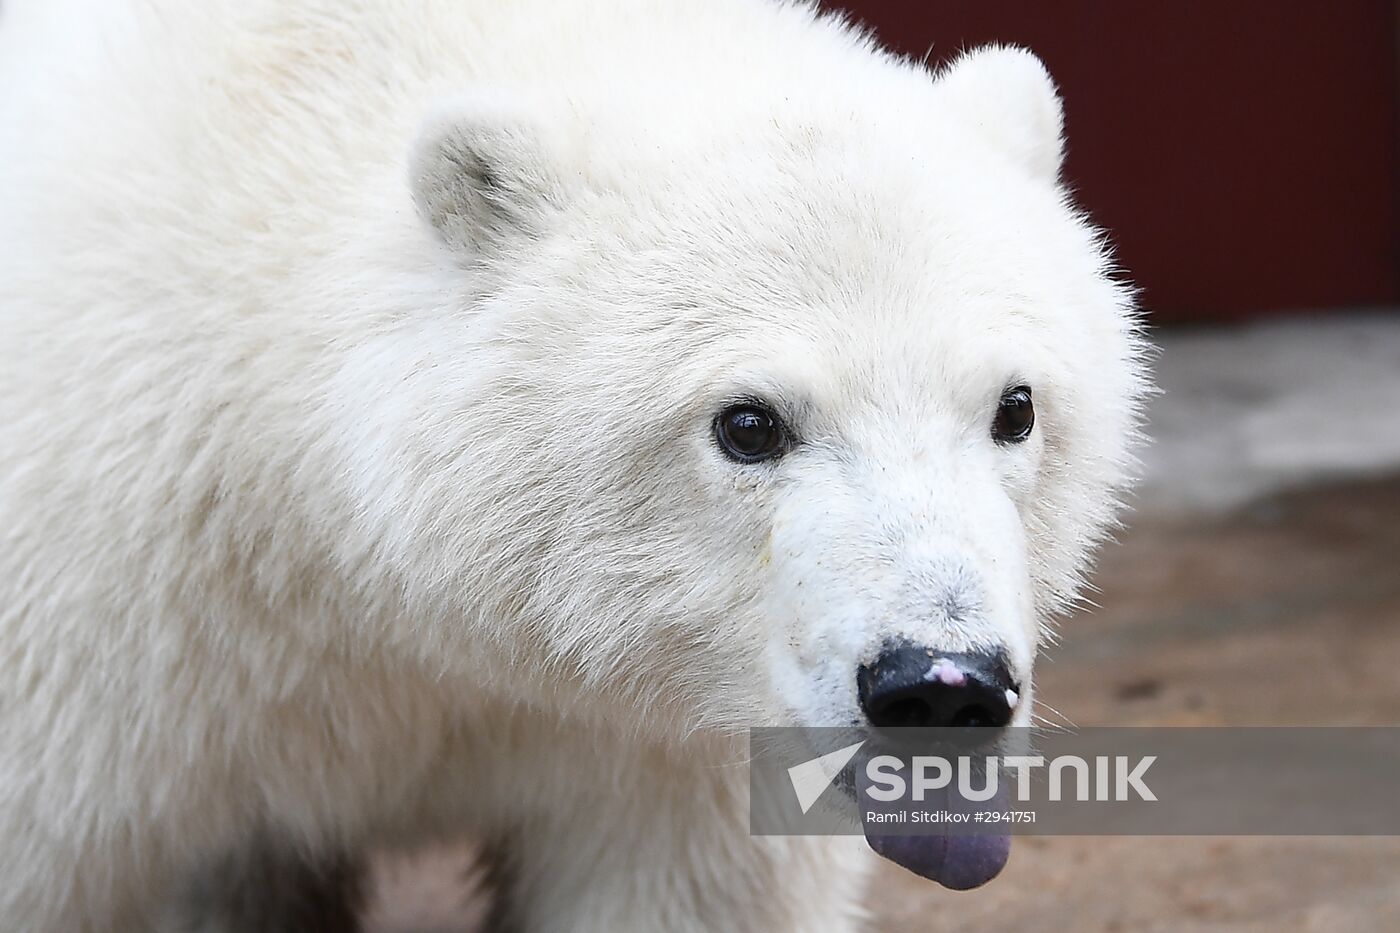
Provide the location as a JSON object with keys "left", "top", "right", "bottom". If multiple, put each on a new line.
{"left": 362, "top": 313, "right": 1400, "bottom": 931}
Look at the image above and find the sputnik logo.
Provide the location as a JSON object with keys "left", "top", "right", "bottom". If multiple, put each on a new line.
{"left": 787, "top": 740, "right": 865, "bottom": 814}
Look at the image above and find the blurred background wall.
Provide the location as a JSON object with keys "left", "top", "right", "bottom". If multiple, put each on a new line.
{"left": 829, "top": 0, "right": 1399, "bottom": 322}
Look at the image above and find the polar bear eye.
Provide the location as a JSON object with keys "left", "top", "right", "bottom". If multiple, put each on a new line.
{"left": 992, "top": 386, "right": 1035, "bottom": 444}
{"left": 714, "top": 404, "right": 786, "bottom": 463}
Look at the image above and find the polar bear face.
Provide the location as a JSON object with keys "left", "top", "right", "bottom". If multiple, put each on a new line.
{"left": 395, "top": 47, "right": 1147, "bottom": 736}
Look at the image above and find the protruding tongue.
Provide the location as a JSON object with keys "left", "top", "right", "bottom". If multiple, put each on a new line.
{"left": 858, "top": 766, "right": 1011, "bottom": 890}
{"left": 865, "top": 827, "right": 1011, "bottom": 890}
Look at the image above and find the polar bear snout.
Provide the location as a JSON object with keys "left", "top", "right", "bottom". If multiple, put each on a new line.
{"left": 857, "top": 644, "right": 1018, "bottom": 733}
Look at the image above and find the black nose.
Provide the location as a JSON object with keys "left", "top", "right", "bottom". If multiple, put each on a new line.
{"left": 858, "top": 645, "right": 1018, "bottom": 731}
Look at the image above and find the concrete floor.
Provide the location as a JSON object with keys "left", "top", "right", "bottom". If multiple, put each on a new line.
{"left": 362, "top": 312, "right": 1400, "bottom": 931}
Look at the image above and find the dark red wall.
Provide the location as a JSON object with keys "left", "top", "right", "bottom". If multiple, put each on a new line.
{"left": 832, "top": 1, "right": 1400, "bottom": 322}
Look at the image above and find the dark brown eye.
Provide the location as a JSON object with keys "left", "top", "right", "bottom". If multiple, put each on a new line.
{"left": 992, "top": 386, "right": 1035, "bottom": 444}
{"left": 715, "top": 404, "right": 785, "bottom": 463}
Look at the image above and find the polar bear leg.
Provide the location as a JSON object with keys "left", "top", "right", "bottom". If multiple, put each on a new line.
{"left": 495, "top": 798, "right": 872, "bottom": 933}
{"left": 417, "top": 709, "right": 874, "bottom": 933}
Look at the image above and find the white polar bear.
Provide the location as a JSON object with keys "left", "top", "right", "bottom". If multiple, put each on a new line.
{"left": 0, "top": 0, "right": 1148, "bottom": 929}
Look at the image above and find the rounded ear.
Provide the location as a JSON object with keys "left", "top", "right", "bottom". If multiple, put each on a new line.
{"left": 409, "top": 95, "right": 567, "bottom": 253}
{"left": 935, "top": 45, "right": 1065, "bottom": 183}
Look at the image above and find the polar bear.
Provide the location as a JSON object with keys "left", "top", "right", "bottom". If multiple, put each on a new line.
{"left": 0, "top": 0, "right": 1148, "bottom": 929}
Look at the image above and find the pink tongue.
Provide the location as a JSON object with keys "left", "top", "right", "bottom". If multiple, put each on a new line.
{"left": 857, "top": 768, "right": 1011, "bottom": 890}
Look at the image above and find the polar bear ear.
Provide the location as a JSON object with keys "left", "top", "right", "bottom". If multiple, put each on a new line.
{"left": 409, "top": 98, "right": 567, "bottom": 254}
{"left": 934, "top": 45, "right": 1065, "bottom": 183}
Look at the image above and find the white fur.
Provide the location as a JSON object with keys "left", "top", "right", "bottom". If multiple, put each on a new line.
{"left": 0, "top": 0, "right": 1149, "bottom": 929}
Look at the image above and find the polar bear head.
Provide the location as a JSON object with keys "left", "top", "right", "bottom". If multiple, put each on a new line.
{"left": 357, "top": 44, "right": 1146, "bottom": 746}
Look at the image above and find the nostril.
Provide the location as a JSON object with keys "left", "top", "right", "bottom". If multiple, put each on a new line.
{"left": 868, "top": 693, "right": 938, "bottom": 730}
{"left": 858, "top": 645, "right": 1017, "bottom": 732}
{"left": 950, "top": 704, "right": 996, "bottom": 729}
